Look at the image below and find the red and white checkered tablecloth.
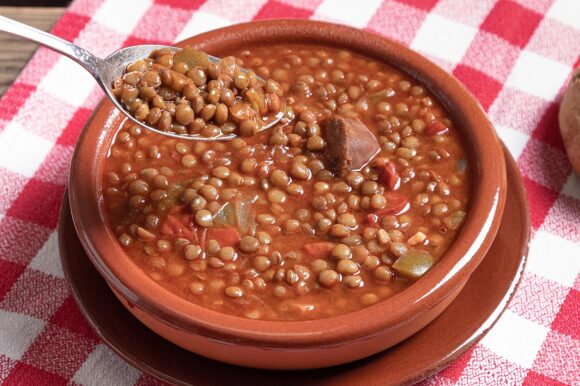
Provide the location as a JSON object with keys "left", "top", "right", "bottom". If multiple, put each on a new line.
{"left": 0, "top": 0, "right": 578, "bottom": 385}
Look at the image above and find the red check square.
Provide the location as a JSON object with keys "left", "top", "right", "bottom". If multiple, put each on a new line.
{"left": 522, "top": 177, "right": 559, "bottom": 230}
{"left": 255, "top": 1, "right": 314, "bottom": 19}
{"left": 551, "top": 289, "right": 580, "bottom": 340}
{"left": 155, "top": 0, "right": 206, "bottom": 10}
{"left": 51, "top": 12, "right": 91, "bottom": 42}
{"left": 481, "top": 0, "right": 542, "bottom": 48}
{"left": 453, "top": 64, "right": 503, "bottom": 110}
{"left": 21, "top": 324, "right": 96, "bottom": 379}
{"left": 0, "top": 83, "right": 36, "bottom": 122}
{"left": 3, "top": 362, "right": 67, "bottom": 386}
{"left": 395, "top": 0, "right": 439, "bottom": 11}
{"left": 0, "top": 260, "right": 25, "bottom": 302}
{"left": 7, "top": 179, "right": 65, "bottom": 229}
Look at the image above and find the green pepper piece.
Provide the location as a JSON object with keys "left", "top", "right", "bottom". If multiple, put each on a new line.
{"left": 392, "top": 250, "right": 435, "bottom": 279}
{"left": 443, "top": 210, "right": 466, "bottom": 231}
{"left": 235, "top": 197, "right": 255, "bottom": 233}
{"left": 213, "top": 202, "right": 235, "bottom": 227}
{"left": 173, "top": 46, "right": 210, "bottom": 70}
{"left": 368, "top": 88, "right": 396, "bottom": 103}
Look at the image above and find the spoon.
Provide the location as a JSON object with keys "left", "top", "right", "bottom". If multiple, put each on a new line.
{"left": 0, "top": 15, "right": 285, "bottom": 140}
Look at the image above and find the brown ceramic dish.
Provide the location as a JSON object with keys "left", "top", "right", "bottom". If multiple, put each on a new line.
{"left": 68, "top": 20, "right": 507, "bottom": 369}
{"left": 59, "top": 149, "right": 529, "bottom": 385}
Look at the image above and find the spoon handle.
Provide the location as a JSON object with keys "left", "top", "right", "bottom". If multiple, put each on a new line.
{"left": 0, "top": 15, "right": 102, "bottom": 79}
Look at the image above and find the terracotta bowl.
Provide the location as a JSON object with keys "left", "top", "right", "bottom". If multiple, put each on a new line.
{"left": 69, "top": 20, "right": 507, "bottom": 370}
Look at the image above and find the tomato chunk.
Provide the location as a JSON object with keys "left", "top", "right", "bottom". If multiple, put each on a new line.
{"left": 207, "top": 227, "right": 240, "bottom": 247}
{"left": 425, "top": 120, "right": 449, "bottom": 136}
{"left": 366, "top": 213, "right": 380, "bottom": 227}
{"left": 372, "top": 192, "right": 410, "bottom": 218}
{"left": 162, "top": 214, "right": 196, "bottom": 240}
{"left": 302, "top": 242, "right": 335, "bottom": 259}
{"left": 374, "top": 158, "right": 401, "bottom": 190}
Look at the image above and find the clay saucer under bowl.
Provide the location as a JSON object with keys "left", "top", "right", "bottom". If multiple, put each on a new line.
{"left": 59, "top": 149, "right": 529, "bottom": 386}
{"left": 68, "top": 20, "right": 507, "bottom": 369}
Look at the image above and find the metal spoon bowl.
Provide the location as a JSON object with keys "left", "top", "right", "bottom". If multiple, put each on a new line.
{"left": 0, "top": 15, "right": 285, "bottom": 140}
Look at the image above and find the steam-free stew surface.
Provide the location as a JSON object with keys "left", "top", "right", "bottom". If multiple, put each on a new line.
{"left": 102, "top": 44, "right": 470, "bottom": 321}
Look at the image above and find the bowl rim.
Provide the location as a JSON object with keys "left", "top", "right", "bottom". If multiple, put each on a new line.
{"left": 69, "top": 19, "right": 507, "bottom": 349}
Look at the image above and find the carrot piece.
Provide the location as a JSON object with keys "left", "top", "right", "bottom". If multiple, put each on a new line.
{"left": 163, "top": 214, "right": 196, "bottom": 240}
{"left": 207, "top": 227, "right": 240, "bottom": 247}
{"left": 425, "top": 120, "right": 449, "bottom": 136}
{"left": 302, "top": 242, "right": 335, "bottom": 259}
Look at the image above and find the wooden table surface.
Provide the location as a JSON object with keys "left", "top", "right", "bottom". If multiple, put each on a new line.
{"left": 0, "top": 6, "right": 65, "bottom": 96}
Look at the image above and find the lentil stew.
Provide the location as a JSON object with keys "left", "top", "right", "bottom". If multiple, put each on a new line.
{"left": 102, "top": 44, "right": 470, "bottom": 321}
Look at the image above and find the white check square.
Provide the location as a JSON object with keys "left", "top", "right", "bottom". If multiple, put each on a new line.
{"left": 526, "top": 230, "right": 580, "bottom": 287}
{"left": 0, "top": 310, "right": 45, "bottom": 360}
{"left": 29, "top": 232, "right": 65, "bottom": 279}
{"left": 314, "top": 0, "right": 383, "bottom": 28}
{"left": 547, "top": 0, "right": 580, "bottom": 28}
{"left": 495, "top": 125, "right": 530, "bottom": 160}
{"left": 175, "top": 11, "right": 231, "bottom": 42}
{"left": 505, "top": 51, "right": 570, "bottom": 101}
{"left": 481, "top": 310, "right": 549, "bottom": 368}
{"left": 72, "top": 344, "right": 141, "bottom": 386}
{"left": 0, "top": 122, "right": 52, "bottom": 178}
{"left": 561, "top": 172, "right": 580, "bottom": 200}
{"left": 93, "top": 0, "right": 152, "bottom": 35}
{"left": 411, "top": 13, "right": 477, "bottom": 63}
{"left": 38, "top": 57, "right": 96, "bottom": 107}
